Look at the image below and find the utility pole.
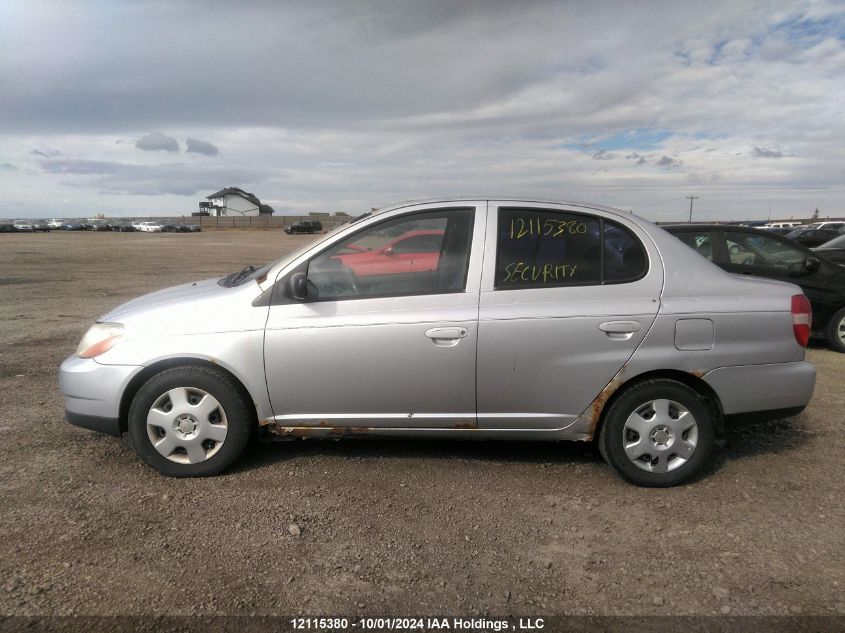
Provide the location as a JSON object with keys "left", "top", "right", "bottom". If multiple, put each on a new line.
{"left": 686, "top": 196, "right": 699, "bottom": 223}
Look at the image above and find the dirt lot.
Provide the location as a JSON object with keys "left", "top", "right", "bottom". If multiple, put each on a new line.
{"left": 0, "top": 231, "right": 843, "bottom": 620}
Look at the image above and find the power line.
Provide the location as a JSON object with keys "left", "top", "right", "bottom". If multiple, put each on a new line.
{"left": 686, "top": 196, "right": 699, "bottom": 223}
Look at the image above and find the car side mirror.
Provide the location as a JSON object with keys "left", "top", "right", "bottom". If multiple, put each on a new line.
{"left": 286, "top": 272, "right": 308, "bottom": 300}
{"left": 804, "top": 256, "right": 821, "bottom": 273}
{"left": 384, "top": 247, "right": 395, "bottom": 256}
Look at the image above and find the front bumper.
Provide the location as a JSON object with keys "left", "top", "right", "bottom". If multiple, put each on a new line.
{"left": 65, "top": 411, "right": 122, "bottom": 437}
{"left": 59, "top": 355, "right": 141, "bottom": 436}
{"left": 703, "top": 360, "right": 816, "bottom": 415}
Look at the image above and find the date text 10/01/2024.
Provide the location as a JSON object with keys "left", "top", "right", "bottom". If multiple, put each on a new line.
{"left": 290, "top": 617, "right": 546, "bottom": 630}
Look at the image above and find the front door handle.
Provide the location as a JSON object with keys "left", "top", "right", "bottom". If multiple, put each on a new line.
{"left": 599, "top": 321, "right": 641, "bottom": 339}
{"left": 425, "top": 327, "right": 467, "bottom": 347}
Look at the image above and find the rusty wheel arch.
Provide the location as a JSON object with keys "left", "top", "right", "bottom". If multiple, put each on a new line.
{"left": 590, "top": 369, "right": 725, "bottom": 443}
{"left": 117, "top": 358, "right": 258, "bottom": 436}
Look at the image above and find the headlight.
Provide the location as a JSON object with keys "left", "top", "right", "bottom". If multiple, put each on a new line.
{"left": 76, "top": 322, "right": 124, "bottom": 359}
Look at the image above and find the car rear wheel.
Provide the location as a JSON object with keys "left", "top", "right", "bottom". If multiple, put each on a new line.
{"left": 825, "top": 307, "right": 845, "bottom": 353}
{"left": 598, "top": 379, "right": 715, "bottom": 487}
{"left": 128, "top": 366, "right": 254, "bottom": 477}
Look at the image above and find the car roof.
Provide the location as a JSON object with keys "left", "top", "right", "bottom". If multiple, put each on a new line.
{"left": 369, "top": 197, "right": 646, "bottom": 225}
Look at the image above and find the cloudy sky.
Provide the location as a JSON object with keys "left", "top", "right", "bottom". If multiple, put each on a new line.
{"left": 1, "top": 0, "right": 844, "bottom": 221}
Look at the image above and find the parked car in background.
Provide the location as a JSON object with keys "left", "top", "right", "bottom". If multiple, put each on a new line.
{"left": 62, "top": 222, "right": 84, "bottom": 231}
{"left": 111, "top": 222, "right": 136, "bottom": 232}
{"left": 32, "top": 220, "right": 51, "bottom": 232}
{"left": 131, "top": 221, "right": 144, "bottom": 230}
{"left": 13, "top": 220, "right": 34, "bottom": 232}
{"left": 284, "top": 220, "right": 323, "bottom": 234}
{"left": 0, "top": 222, "right": 15, "bottom": 233}
{"left": 761, "top": 226, "right": 796, "bottom": 236}
{"left": 90, "top": 221, "right": 111, "bottom": 231}
{"left": 666, "top": 224, "right": 845, "bottom": 353}
{"left": 813, "top": 234, "right": 845, "bottom": 266}
{"left": 785, "top": 226, "right": 842, "bottom": 248}
{"left": 47, "top": 219, "right": 65, "bottom": 229}
{"left": 138, "top": 221, "right": 163, "bottom": 233}
{"left": 803, "top": 221, "right": 845, "bottom": 232}
{"left": 332, "top": 229, "right": 444, "bottom": 277}
{"left": 175, "top": 224, "right": 201, "bottom": 232}
{"left": 160, "top": 222, "right": 177, "bottom": 232}
{"left": 762, "top": 221, "right": 802, "bottom": 229}
{"left": 60, "top": 198, "right": 816, "bottom": 486}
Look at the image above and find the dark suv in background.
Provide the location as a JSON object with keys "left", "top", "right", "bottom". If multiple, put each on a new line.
{"left": 665, "top": 224, "right": 845, "bottom": 353}
{"left": 284, "top": 220, "right": 323, "bottom": 234}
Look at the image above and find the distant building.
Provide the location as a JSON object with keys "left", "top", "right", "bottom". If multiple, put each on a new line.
{"left": 202, "top": 187, "right": 274, "bottom": 216}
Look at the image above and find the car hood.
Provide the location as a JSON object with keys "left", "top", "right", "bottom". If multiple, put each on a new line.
{"left": 100, "top": 278, "right": 228, "bottom": 320}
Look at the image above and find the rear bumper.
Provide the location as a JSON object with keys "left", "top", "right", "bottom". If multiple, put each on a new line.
{"left": 59, "top": 355, "right": 141, "bottom": 435}
{"left": 704, "top": 360, "right": 816, "bottom": 416}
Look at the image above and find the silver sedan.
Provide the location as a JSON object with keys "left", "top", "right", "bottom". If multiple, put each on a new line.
{"left": 59, "top": 199, "right": 816, "bottom": 486}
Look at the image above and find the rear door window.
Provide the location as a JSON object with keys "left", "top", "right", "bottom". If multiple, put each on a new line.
{"left": 495, "top": 208, "right": 647, "bottom": 289}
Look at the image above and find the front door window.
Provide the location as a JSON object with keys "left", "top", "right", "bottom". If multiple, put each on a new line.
{"left": 307, "top": 209, "right": 474, "bottom": 300}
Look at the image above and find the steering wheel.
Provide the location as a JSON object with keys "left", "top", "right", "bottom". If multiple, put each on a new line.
{"left": 308, "top": 267, "right": 361, "bottom": 298}
{"left": 786, "top": 261, "right": 804, "bottom": 275}
{"left": 343, "top": 268, "right": 361, "bottom": 295}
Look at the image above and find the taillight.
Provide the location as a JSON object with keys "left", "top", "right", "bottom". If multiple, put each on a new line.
{"left": 791, "top": 294, "right": 811, "bottom": 347}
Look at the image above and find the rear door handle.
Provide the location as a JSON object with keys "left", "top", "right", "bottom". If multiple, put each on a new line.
{"left": 599, "top": 321, "right": 641, "bottom": 336}
{"left": 425, "top": 327, "right": 467, "bottom": 346}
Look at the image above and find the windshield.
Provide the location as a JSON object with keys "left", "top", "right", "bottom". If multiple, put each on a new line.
{"left": 818, "top": 234, "right": 845, "bottom": 249}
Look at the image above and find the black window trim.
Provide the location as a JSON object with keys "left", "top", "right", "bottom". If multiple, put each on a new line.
{"left": 493, "top": 207, "right": 649, "bottom": 291}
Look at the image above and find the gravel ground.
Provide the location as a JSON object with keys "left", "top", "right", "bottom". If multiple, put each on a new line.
{"left": 0, "top": 231, "right": 843, "bottom": 619}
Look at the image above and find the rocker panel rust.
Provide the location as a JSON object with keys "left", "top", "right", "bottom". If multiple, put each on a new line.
{"left": 259, "top": 417, "right": 478, "bottom": 439}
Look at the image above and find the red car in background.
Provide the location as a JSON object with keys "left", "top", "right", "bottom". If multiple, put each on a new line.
{"left": 333, "top": 230, "right": 444, "bottom": 277}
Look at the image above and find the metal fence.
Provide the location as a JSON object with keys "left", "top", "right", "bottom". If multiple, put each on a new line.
{"left": 196, "top": 215, "right": 346, "bottom": 230}
{"left": 98, "top": 215, "right": 349, "bottom": 230}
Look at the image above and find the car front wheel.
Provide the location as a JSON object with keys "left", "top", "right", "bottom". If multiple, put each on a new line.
{"left": 598, "top": 379, "right": 715, "bottom": 487}
{"left": 825, "top": 307, "right": 845, "bottom": 353}
{"left": 128, "top": 366, "right": 254, "bottom": 477}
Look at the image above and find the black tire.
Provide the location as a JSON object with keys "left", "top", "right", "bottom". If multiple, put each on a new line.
{"left": 128, "top": 366, "right": 254, "bottom": 477}
{"left": 825, "top": 307, "right": 845, "bottom": 353}
{"left": 598, "top": 379, "right": 715, "bottom": 487}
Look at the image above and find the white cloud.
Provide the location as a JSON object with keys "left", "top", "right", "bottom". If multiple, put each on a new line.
{"left": 0, "top": 0, "right": 843, "bottom": 220}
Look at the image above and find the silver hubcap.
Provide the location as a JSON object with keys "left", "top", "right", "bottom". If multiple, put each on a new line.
{"left": 838, "top": 315, "right": 845, "bottom": 344}
{"left": 622, "top": 399, "right": 698, "bottom": 473}
{"left": 146, "top": 387, "right": 228, "bottom": 464}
